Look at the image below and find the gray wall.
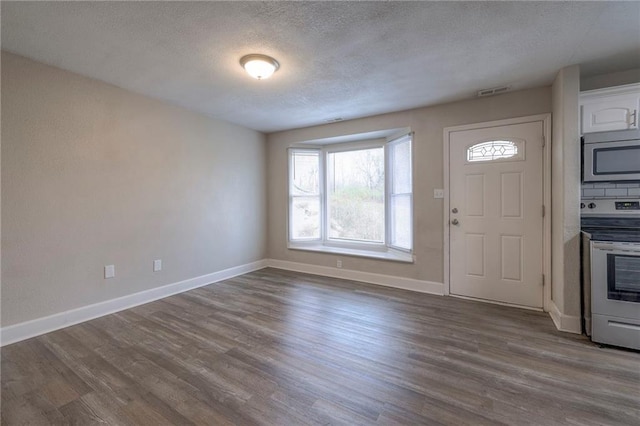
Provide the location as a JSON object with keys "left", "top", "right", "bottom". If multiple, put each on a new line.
{"left": 551, "top": 65, "right": 581, "bottom": 327}
{"left": 1, "top": 52, "right": 267, "bottom": 326}
{"left": 581, "top": 68, "right": 640, "bottom": 91}
{"left": 266, "top": 87, "right": 551, "bottom": 284}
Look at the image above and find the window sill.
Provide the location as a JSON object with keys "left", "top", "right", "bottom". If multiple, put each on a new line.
{"left": 288, "top": 243, "right": 414, "bottom": 263}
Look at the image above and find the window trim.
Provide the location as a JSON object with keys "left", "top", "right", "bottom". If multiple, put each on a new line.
{"left": 386, "top": 133, "right": 413, "bottom": 253}
{"left": 288, "top": 242, "right": 414, "bottom": 263}
{"left": 288, "top": 132, "right": 414, "bottom": 263}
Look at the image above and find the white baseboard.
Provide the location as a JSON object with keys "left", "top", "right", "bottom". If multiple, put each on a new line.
{"left": 0, "top": 260, "right": 268, "bottom": 347}
{"left": 549, "top": 300, "right": 582, "bottom": 334}
{"left": 549, "top": 300, "right": 563, "bottom": 329}
{"left": 584, "top": 316, "right": 591, "bottom": 337}
{"left": 7, "top": 256, "right": 562, "bottom": 346}
{"left": 266, "top": 259, "right": 444, "bottom": 295}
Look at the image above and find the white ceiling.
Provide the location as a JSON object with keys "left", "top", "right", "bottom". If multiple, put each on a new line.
{"left": 2, "top": 1, "right": 639, "bottom": 133}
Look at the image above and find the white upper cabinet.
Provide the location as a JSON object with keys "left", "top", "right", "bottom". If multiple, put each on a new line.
{"left": 580, "top": 83, "right": 640, "bottom": 134}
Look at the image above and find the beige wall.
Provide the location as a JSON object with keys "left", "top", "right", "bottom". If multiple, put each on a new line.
{"left": 1, "top": 52, "right": 267, "bottom": 326}
{"left": 267, "top": 87, "right": 551, "bottom": 284}
{"left": 581, "top": 68, "right": 640, "bottom": 91}
{"left": 551, "top": 65, "right": 581, "bottom": 326}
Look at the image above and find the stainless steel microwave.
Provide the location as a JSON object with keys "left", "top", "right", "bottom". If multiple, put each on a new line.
{"left": 583, "top": 129, "right": 640, "bottom": 183}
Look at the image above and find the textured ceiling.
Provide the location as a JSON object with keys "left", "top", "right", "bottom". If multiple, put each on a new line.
{"left": 2, "top": 1, "right": 639, "bottom": 133}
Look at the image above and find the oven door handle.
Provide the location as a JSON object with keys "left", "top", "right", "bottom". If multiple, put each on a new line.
{"left": 593, "top": 248, "right": 640, "bottom": 255}
{"left": 592, "top": 242, "right": 640, "bottom": 253}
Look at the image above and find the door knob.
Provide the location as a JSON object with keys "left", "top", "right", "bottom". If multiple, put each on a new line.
{"left": 451, "top": 219, "right": 459, "bottom": 225}
{"left": 452, "top": 208, "right": 458, "bottom": 213}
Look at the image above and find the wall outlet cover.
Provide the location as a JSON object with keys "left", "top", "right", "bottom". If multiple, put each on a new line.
{"left": 104, "top": 265, "right": 115, "bottom": 279}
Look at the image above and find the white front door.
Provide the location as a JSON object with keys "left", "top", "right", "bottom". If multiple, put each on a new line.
{"left": 448, "top": 120, "right": 544, "bottom": 308}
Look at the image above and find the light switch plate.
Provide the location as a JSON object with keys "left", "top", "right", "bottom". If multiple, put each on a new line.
{"left": 104, "top": 264, "right": 115, "bottom": 279}
{"left": 434, "top": 189, "right": 444, "bottom": 199}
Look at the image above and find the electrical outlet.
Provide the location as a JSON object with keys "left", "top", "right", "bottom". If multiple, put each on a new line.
{"left": 434, "top": 189, "right": 444, "bottom": 199}
{"left": 153, "top": 259, "right": 162, "bottom": 272}
{"left": 337, "top": 259, "right": 342, "bottom": 268}
{"left": 104, "top": 264, "right": 115, "bottom": 279}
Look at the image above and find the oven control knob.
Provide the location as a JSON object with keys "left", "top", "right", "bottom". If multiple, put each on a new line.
{"left": 580, "top": 203, "right": 586, "bottom": 209}
{"left": 588, "top": 202, "right": 596, "bottom": 209}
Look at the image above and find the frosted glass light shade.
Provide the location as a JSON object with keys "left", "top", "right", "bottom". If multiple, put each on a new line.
{"left": 240, "top": 54, "right": 279, "bottom": 79}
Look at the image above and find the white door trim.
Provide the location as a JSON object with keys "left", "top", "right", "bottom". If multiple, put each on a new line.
{"left": 443, "top": 114, "right": 552, "bottom": 312}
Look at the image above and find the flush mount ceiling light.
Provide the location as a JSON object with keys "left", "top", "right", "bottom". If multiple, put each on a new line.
{"left": 240, "top": 54, "right": 280, "bottom": 80}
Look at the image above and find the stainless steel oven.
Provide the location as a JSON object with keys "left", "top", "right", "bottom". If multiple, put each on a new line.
{"left": 582, "top": 198, "right": 640, "bottom": 350}
{"left": 583, "top": 129, "right": 640, "bottom": 183}
{"left": 591, "top": 241, "right": 640, "bottom": 349}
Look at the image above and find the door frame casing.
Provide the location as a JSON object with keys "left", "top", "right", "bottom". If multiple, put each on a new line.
{"left": 443, "top": 114, "right": 552, "bottom": 312}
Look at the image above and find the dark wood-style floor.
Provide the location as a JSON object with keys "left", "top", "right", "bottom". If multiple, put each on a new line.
{"left": 2, "top": 268, "right": 639, "bottom": 425}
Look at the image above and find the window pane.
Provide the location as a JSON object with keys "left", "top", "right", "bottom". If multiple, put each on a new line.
{"left": 328, "top": 148, "right": 384, "bottom": 242}
{"left": 391, "top": 140, "right": 411, "bottom": 194}
{"left": 466, "top": 140, "right": 522, "bottom": 162}
{"left": 389, "top": 135, "right": 412, "bottom": 251}
{"left": 290, "top": 151, "right": 319, "bottom": 196}
{"left": 291, "top": 196, "right": 320, "bottom": 239}
{"left": 390, "top": 194, "right": 411, "bottom": 250}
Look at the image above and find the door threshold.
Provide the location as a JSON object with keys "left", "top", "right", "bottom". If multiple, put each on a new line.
{"left": 449, "top": 294, "right": 544, "bottom": 312}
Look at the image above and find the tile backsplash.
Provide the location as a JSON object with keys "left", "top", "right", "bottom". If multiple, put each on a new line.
{"left": 581, "top": 182, "right": 640, "bottom": 199}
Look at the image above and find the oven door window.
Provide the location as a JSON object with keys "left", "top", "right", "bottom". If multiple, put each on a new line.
{"left": 607, "top": 254, "right": 640, "bottom": 302}
{"left": 593, "top": 145, "right": 640, "bottom": 176}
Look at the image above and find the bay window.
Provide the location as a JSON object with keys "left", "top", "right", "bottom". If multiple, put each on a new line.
{"left": 288, "top": 133, "right": 413, "bottom": 262}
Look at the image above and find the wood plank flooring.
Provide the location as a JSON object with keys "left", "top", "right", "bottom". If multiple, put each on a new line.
{"left": 2, "top": 268, "right": 639, "bottom": 425}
